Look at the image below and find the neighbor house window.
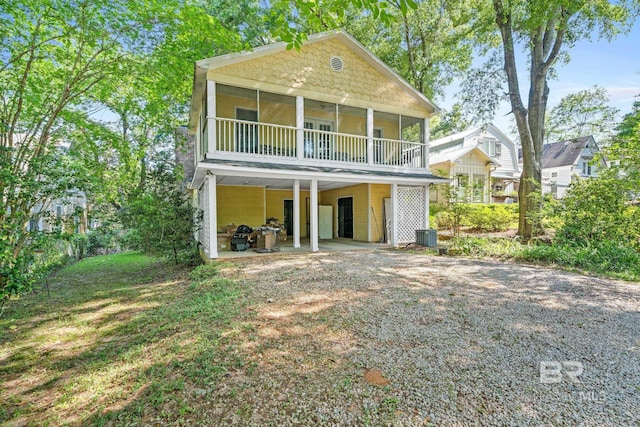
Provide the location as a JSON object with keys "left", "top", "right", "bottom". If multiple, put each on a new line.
{"left": 480, "top": 138, "right": 501, "bottom": 157}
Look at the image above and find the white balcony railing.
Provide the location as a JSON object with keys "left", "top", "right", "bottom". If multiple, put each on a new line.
{"left": 208, "top": 118, "right": 426, "bottom": 169}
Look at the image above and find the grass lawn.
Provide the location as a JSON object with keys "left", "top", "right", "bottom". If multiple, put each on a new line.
{"left": 0, "top": 253, "right": 246, "bottom": 426}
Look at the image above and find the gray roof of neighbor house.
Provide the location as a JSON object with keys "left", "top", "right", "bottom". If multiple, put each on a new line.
{"left": 540, "top": 136, "right": 593, "bottom": 168}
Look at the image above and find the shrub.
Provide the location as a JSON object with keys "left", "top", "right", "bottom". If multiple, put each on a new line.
{"left": 557, "top": 177, "right": 640, "bottom": 249}
{"left": 519, "top": 240, "right": 640, "bottom": 281}
{"left": 463, "top": 204, "right": 517, "bottom": 232}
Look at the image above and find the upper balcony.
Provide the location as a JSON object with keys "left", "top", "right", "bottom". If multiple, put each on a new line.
{"left": 195, "top": 83, "right": 430, "bottom": 171}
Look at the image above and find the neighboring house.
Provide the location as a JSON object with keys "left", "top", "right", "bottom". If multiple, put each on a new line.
{"left": 27, "top": 191, "right": 90, "bottom": 234}
{"left": 186, "top": 29, "right": 447, "bottom": 260}
{"left": 537, "top": 135, "right": 604, "bottom": 198}
{"left": 429, "top": 124, "right": 520, "bottom": 203}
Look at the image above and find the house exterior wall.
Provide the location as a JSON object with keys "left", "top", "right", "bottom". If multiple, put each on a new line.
{"left": 210, "top": 38, "right": 430, "bottom": 116}
{"left": 369, "top": 184, "right": 390, "bottom": 243}
{"left": 465, "top": 130, "right": 518, "bottom": 179}
{"left": 265, "top": 189, "right": 310, "bottom": 236}
{"left": 542, "top": 166, "right": 574, "bottom": 198}
{"left": 319, "top": 184, "right": 369, "bottom": 241}
{"left": 217, "top": 186, "right": 265, "bottom": 229}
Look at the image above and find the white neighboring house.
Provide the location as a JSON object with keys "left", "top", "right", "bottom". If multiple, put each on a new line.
{"left": 538, "top": 135, "right": 604, "bottom": 198}
{"left": 429, "top": 124, "right": 520, "bottom": 203}
{"left": 27, "top": 191, "right": 90, "bottom": 234}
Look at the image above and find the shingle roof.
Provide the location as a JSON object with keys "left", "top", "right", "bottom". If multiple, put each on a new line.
{"left": 540, "top": 136, "right": 593, "bottom": 168}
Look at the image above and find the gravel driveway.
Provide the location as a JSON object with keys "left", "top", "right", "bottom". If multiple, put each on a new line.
{"left": 209, "top": 250, "right": 640, "bottom": 426}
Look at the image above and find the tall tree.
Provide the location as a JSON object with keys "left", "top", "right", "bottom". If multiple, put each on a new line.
{"left": 546, "top": 86, "right": 620, "bottom": 143}
{"left": 490, "top": 0, "right": 637, "bottom": 238}
{"left": 345, "top": 0, "right": 477, "bottom": 101}
{"left": 0, "top": 0, "right": 239, "bottom": 302}
{"left": 606, "top": 99, "right": 640, "bottom": 195}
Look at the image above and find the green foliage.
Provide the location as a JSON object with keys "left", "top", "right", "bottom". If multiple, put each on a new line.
{"left": 86, "top": 227, "right": 120, "bottom": 256}
{"left": 345, "top": 0, "right": 476, "bottom": 101}
{"left": 605, "top": 100, "right": 640, "bottom": 197}
{"left": 545, "top": 86, "right": 620, "bottom": 143}
{"left": 556, "top": 176, "right": 639, "bottom": 250}
{"left": 519, "top": 241, "right": 640, "bottom": 281}
{"left": 448, "top": 236, "right": 522, "bottom": 258}
{"left": 121, "top": 154, "right": 201, "bottom": 266}
{"left": 447, "top": 237, "right": 640, "bottom": 281}
{"left": 463, "top": 204, "right": 518, "bottom": 232}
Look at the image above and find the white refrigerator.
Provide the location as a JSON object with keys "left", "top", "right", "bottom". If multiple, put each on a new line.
{"left": 319, "top": 205, "right": 333, "bottom": 239}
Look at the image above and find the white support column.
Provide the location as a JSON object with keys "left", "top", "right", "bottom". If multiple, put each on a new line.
{"left": 293, "top": 179, "right": 301, "bottom": 248}
{"left": 423, "top": 117, "right": 430, "bottom": 170}
{"left": 424, "top": 185, "right": 430, "bottom": 229}
{"left": 207, "top": 80, "right": 217, "bottom": 156}
{"left": 207, "top": 173, "right": 218, "bottom": 259}
{"left": 366, "top": 108, "right": 374, "bottom": 165}
{"left": 391, "top": 183, "right": 398, "bottom": 248}
{"left": 310, "top": 178, "right": 319, "bottom": 252}
{"left": 195, "top": 116, "right": 201, "bottom": 162}
{"left": 296, "top": 96, "right": 304, "bottom": 160}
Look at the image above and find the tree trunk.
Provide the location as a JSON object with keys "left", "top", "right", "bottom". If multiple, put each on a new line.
{"left": 493, "top": 0, "right": 566, "bottom": 239}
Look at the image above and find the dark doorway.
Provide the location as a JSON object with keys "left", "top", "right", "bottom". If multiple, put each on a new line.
{"left": 283, "top": 200, "right": 293, "bottom": 236}
{"left": 235, "top": 108, "right": 258, "bottom": 153}
{"left": 338, "top": 197, "right": 354, "bottom": 238}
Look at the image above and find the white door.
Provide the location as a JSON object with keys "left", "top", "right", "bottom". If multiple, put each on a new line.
{"left": 303, "top": 119, "right": 334, "bottom": 159}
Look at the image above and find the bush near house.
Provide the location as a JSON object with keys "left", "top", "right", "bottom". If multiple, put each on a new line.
{"left": 432, "top": 203, "right": 518, "bottom": 232}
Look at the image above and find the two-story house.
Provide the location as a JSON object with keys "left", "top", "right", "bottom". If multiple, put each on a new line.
{"left": 428, "top": 124, "right": 520, "bottom": 203}
{"left": 538, "top": 135, "right": 604, "bottom": 198}
{"left": 187, "top": 30, "right": 446, "bottom": 260}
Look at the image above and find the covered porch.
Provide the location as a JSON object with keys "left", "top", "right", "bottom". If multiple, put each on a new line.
{"left": 194, "top": 160, "right": 444, "bottom": 260}
{"left": 195, "top": 83, "right": 430, "bottom": 170}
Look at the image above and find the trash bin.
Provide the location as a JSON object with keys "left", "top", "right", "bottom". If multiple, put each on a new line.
{"left": 415, "top": 229, "right": 437, "bottom": 247}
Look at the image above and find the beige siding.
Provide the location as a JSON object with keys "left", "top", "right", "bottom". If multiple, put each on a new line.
{"left": 369, "top": 184, "right": 390, "bottom": 242}
{"left": 217, "top": 186, "right": 265, "bottom": 230}
{"left": 210, "top": 38, "right": 429, "bottom": 115}
{"left": 319, "top": 184, "right": 369, "bottom": 241}
{"left": 265, "top": 189, "right": 310, "bottom": 236}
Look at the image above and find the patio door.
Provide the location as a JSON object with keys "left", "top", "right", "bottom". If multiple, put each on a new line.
{"left": 304, "top": 119, "right": 334, "bottom": 159}
{"left": 338, "top": 197, "right": 353, "bottom": 238}
{"left": 236, "top": 108, "right": 258, "bottom": 153}
{"left": 283, "top": 199, "right": 293, "bottom": 236}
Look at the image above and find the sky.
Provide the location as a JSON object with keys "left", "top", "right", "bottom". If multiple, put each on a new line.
{"left": 438, "top": 18, "right": 640, "bottom": 141}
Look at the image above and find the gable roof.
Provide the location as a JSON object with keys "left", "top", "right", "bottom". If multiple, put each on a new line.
{"left": 540, "top": 136, "right": 595, "bottom": 168}
{"left": 429, "top": 146, "right": 498, "bottom": 167}
{"left": 189, "top": 30, "right": 439, "bottom": 132}
{"left": 430, "top": 124, "right": 513, "bottom": 149}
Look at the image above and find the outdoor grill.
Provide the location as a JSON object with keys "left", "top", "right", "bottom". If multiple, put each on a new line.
{"left": 231, "top": 225, "right": 253, "bottom": 251}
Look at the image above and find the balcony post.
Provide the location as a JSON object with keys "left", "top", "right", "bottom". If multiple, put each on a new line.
{"left": 424, "top": 185, "right": 430, "bottom": 229}
{"left": 391, "top": 183, "right": 398, "bottom": 248}
{"left": 293, "top": 179, "right": 301, "bottom": 248}
{"left": 207, "top": 80, "right": 217, "bottom": 157}
{"left": 310, "top": 178, "right": 319, "bottom": 252}
{"left": 207, "top": 173, "right": 218, "bottom": 259}
{"left": 367, "top": 108, "right": 374, "bottom": 165}
{"left": 296, "top": 96, "right": 304, "bottom": 160}
{"left": 423, "top": 117, "right": 429, "bottom": 170}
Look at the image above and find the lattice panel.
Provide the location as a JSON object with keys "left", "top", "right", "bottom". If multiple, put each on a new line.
{"left": 397, "top": 186, "right": 426, "bottom": 243}
{"left": 199, "top": 180, "right": 210, "bottom": 253}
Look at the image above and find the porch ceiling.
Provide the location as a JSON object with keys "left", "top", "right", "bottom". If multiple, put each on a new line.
{"left": 216, "top": 175, "right": 358, "bottom": 191}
